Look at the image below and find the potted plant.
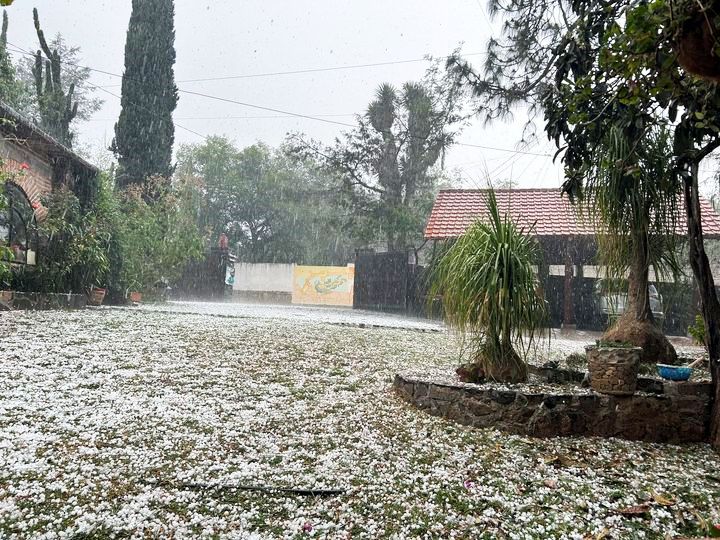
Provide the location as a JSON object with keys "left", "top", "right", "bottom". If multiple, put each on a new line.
{"left": 88, "top": 285, "right": 106, "bottom": 306}
{"left": 586, "top": 340, "right": 642, "bottom": 396}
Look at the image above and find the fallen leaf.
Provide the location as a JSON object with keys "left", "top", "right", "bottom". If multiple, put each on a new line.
{"left": 651, "top": 490, "right": 675, "bottom": 506}
{"left": 617, "top": 504, "right": 650, "bottom": 517}
{"left": 543, "top": 478, "right": 558, "bottom": 489}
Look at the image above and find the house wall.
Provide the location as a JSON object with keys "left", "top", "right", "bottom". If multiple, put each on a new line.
{"left": 0, "top": 139, "right": 53, "bottom": 215}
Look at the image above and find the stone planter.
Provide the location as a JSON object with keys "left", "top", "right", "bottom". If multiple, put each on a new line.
{"left": 586, "top": 344, "right": 641, "bottom": 396}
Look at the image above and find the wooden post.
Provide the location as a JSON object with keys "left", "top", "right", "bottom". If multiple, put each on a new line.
{"left": 563, "top": 240, "right": 576, "bottom": 329}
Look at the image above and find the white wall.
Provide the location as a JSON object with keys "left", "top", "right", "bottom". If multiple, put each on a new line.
{"left": 233, "top": 263, "right": 294, "bottom": 293}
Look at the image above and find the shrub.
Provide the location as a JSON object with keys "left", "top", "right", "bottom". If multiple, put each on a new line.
{"left": 13, "top": 186, "right": 109, "bottom": 294}
{"left": 429, "top": 190, "right": 548, "bottom": 383}
{"left": 688, "top": 314, "right": 706, "bottom": 347}
{"left": 105, "top": 176, "right": 204, "bottom": 301}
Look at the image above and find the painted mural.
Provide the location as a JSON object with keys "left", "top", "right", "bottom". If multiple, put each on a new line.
{"left": 292, "top": 265, "right": 355, "bottom": 306}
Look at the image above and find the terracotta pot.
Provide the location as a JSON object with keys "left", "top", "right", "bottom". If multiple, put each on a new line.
{"left": 129, "top": 291, "right": 142, "bottom": 303}
{"left": 586, "top": 345, "right": 641, "bottom": 396}
{"left": 88, "top": 287, "right": 106, "bottom": 306}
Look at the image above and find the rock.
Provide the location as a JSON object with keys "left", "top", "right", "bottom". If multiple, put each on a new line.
{"left": 456, "top": 362, "right": 485, "bottom": 383}
{"left": 603, "top": 317, "right": 678, "bottom": 364}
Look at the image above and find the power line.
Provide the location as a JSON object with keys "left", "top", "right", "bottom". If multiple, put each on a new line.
{"left": 454, "top": 141, "right": 552, "bottom": 156}
{"left": 7, "top": 42, "right": 484, "bottom": 87}
{"left": 6, "top": 44, "right": 556, "bottom": 158}
{"left": 177, "top": 88, "right": 357, "bottom": 127}
{"left": 7, "top": 43, "right": 210, "bottom": 140}
{"left": 101, "top": 53, "right": 488, "bottom": 87}
{"left": 6, "top": 44, "right": 355, "bottom": 128}
{"left": 85, "top": 113, "right": 357, "bottom": 122}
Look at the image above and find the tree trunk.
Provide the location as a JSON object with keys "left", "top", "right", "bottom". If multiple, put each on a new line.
{"left": 627, "top": 231, "right": 653, "bottom": 322}
{"left": 684, "top": 163, "right": 720, "bottom": 449}
{"left": 602, "top": 229, "right": 677, "bottom": 364}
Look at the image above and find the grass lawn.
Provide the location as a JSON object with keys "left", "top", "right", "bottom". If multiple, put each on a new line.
{"left": 0, "top": 305, "right": 718, "bottom": 539}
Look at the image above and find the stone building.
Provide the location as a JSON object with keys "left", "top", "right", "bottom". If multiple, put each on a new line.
{"left": 0, "top": 101, "right": 98, "bottom": 266}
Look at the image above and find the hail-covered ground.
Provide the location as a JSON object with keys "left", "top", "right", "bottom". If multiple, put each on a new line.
{"left": 0, "top": 302, "right": 718, "bottom": 539}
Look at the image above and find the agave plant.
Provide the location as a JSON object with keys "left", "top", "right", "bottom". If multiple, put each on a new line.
{"left": 429, "top": 190, "right": 547, "bottom": 383}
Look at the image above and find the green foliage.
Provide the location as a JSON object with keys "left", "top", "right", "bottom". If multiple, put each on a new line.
{"left": 14, "top": 186, "right": 109, "bottom": 294}
{"left": 106, "top": 175, "right": 204, "bottom": 298}
{"left": 176, "top": 137, "right": 356, "bottom": 265}
{"left": 582, "top": 126, "right": 682, "bottom": 323}
{"left": 112, "top": 0, "right": 178, "bottom": 187}
{"left": 452, "top": 0, "right": 720, "bottom": 371}
{"left": 0, "top": 182, "right": 12, "bottom": 288}
{"left": 299, "top": 69, "right": 466, "bottom": 251}
{"left": 429, "top": 190, "right": 547, "bottom": 382}
{"left": 689, "top": 314, "right": 706, "bottom": 347}
{"left": 8, "top": 171, "right": 203, "bottom": 300}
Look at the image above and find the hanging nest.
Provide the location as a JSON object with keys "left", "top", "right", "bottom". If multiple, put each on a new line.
{"left": 675, "top": 0, "right": 720, "bottom": 81}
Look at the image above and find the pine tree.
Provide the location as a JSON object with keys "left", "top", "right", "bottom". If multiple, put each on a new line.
{"left": 112, "top": 0, "right": 178, "bottom": 188}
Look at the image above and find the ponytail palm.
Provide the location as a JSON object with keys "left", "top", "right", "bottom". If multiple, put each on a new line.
{"left": 430, "top": 190, "right": 547, "bottom": 383}
{"left": 580, "top": 126, "right": 681, "bottom": 364}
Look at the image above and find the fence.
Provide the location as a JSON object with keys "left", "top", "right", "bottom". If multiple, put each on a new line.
{"left": 353, "top": 250, "right": 426, "bottom": 313}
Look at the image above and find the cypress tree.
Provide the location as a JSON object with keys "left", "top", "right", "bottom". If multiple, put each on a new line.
{"left": 0, "top": 11, "right": 15, "bottom": 101}
{"left": 112, "top": 0, "right": 178, "bottom": 188}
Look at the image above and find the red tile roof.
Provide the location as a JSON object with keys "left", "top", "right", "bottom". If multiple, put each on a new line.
{"left": 424, "top": 188, "right": 720, "bottom": 239}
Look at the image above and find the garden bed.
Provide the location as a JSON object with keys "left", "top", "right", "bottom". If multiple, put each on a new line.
{"left": 394, "top": 367, "right": 713, "bottom": 443}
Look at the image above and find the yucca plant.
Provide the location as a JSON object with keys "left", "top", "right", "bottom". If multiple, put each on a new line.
{"left": 429, "top": 190, "right": 547, "bottom": 383}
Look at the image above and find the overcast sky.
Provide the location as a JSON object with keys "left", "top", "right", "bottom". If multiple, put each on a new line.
{"left": 0, "top": 1, "right": 600, "bottom": 189}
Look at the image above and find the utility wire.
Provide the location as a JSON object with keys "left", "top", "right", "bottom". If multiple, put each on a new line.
{"left": 101, "top": 53, "right": 488, "bottom": 87}
{"left": 7, "top": 44, "right": 354, "bottom": 128}
{"left": 6, "top": 44, "right": 551, "bottom": 158}
{"left": 87, "top": 113, "right": 357, "bottom": 121}
{"left": 7, "top": 43, "right": 208, "bottom": 140}
{"left": 7, "top": 41, "right": 483, "bottom": 86}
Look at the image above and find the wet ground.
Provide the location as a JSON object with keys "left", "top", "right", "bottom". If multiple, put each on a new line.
{"left": 133, "top": 300, "right": 444, "bottom": 331}
{"left": 0, "top": 303, "right": 717, "bottom": 538}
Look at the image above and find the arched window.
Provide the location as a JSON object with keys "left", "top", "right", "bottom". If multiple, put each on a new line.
{"left": 1, "top": 183, "right": 38, "bottom": 265}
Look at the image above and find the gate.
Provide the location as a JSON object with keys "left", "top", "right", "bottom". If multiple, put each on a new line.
{"left": 353, "top": 250, "right": 417, "bottom": 312}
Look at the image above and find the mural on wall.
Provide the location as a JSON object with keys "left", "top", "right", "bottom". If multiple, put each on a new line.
{"left": 292, "top": 265, "right": 355, "bottom": 306}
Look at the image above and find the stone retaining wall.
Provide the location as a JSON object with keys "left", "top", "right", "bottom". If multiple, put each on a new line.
{"left": 394, "top": 373, "right": 712, "bottom": 443}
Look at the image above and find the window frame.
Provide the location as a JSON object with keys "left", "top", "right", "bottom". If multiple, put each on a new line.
{"left": 2, "top": 182, "right": 38, "bottom": 266}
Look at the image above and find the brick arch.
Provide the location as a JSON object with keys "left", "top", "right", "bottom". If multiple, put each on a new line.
{"left": 3, "top": 160, "right": 49, "bottom": 221}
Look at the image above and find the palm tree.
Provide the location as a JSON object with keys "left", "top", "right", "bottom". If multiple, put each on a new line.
{"left": 429, "top": 190, "right": 547, "bottom": 383}
{"left": 579, "top": 126, "right": 681, "bottom": 363}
